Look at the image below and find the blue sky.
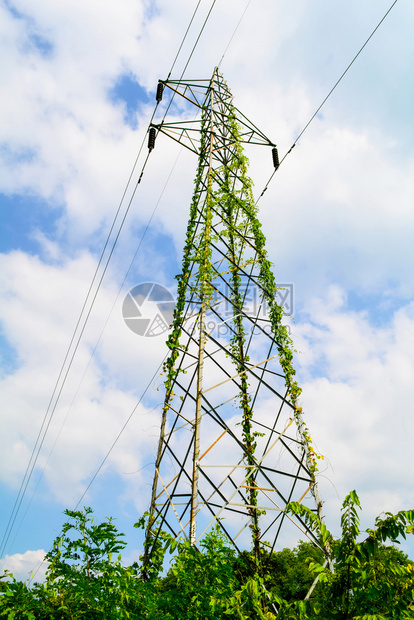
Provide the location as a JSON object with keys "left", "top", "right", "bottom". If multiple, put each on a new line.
{"left": 1, "top": 0, "right": 414, "bottom": 580}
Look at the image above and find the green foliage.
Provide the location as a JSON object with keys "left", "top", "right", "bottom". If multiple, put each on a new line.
{"left": 267, "top": 542, "right": 325, "bottom": 601}
{"left": 225, "top": 574, "right": 277, "bottom": 620}
{"left": 156, "top": 526, "right": 237, "bottom": 619}
{"left": 2, "top": 496, "right": 414, "bottom": 619}
{"left": 235, "top": 541, "right": 324, "bottom": 608}
{"left": 220, "top": 110, "right": 322, "bottom": 478}
{"left": 0, "top": 574, "right": 39, "bottom": 620}
{"left": 135, "top": 511, "right": 174, "bottom": 581}
{"left": 287, "top": 491, "right": 414, "bottom": 619}
{"left": 162, "top": 105, "right": 215, "bottom": 401}
{"left": 45, "top": 507, "right": 127, "bottom": 581}
{"left": 220, "top": 138, "right": 261, "bottom": 556}
{"left": 1, "top": 508, "right": 144, "bottom": 620}
{"left": 150, "top": 96, "right": 322, "bottom": 567}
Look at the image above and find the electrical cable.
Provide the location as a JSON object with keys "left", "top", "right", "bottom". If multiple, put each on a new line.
{"left": 44, "top": 1, "right": 258, "bottom": 518}
{"left": 218, "top": 0, "right": 252, "bottom": 69}
{"left": 0, "top": 151, "right": 152, "bottom": 559}
{"left": 0, "top": 152, "right": 147, "bottom": 558}
{"left": 256, "top": 0, "right": 399, "bottom": 201}
{"left": 74, "top": 358, "right": 167, "bottom": 510}
{"left": 42, "top": 0, "right": 397, "bottom": 519}
{"left": 9, "top": 148, "right": 186, "bottom": 554}
{"left": 167, "top": 0, "right": 203, "bottom": 79}
{"left": 177, "top": 0, "right": 218, "bottom": 80}
{"left": 10, "top": 76, "right": 208, "bottom": 549}
{"left": 0, "top": 0, "right": 212, "bottom": 559}
{"left": 0, "top": 142, "right": 151, "bottom": 560}
{"left": 154, "top": 0, "right": 218, "bottom": 127}
{"left": 63, "top": 2, "right": 224, "bottom": 504}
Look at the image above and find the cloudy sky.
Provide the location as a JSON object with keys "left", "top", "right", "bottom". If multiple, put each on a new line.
{"left": 1, "top": 0, "right": 414, "bottom": 581}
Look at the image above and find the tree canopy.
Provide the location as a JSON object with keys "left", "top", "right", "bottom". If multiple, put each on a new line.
{"left": 1, "top": 491, "right": 414, "bottom": 619}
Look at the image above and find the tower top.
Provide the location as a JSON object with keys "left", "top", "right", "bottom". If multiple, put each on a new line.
{"left": 150, "top": 68, "right": 276, "bottom": 160}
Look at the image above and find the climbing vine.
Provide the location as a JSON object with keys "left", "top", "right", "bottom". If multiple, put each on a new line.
{"left": 216, "top": 161, "right": 262, "bottom": 567}
{"left": 147, "top": 92, "right": 323, "bottom": 567}
{"left": 144, "top": 110, "right": 214, "bottom": 567}
{"left": 162, "top": 108, "right": 211, "bottom": 403}
{"left": 222, "top": 110, "right": 323, "bottom": 480}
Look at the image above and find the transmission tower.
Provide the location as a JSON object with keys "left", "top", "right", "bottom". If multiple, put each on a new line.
{"left": 144, "top": 68, "right": 324, "bottom": 568}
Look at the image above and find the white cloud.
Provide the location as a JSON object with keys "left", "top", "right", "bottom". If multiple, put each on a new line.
{"left": 290, "top": 287, "right": 414, "bottom": 543}
{"left": 1, "top": 0, "right": 414, "bottom": 561}
{"left": 0, "top": 549, "right": 48, "bottom": 583}
{"left": 0, "top": 249, "right": 163, "bottom": 504}
{"left": 0, "top": 0, "right": 150, "bottom": 240}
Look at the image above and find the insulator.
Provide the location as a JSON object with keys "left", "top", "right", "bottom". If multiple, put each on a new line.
{"left": 272, "top": 147, "right": 280, "bottom": 169}
{"left": 148, "top": 127, "right": 156, "bottom": 152}
{"left": 148, "top": 127, "right": 156, "bottom": 151}
{"left": 156, "top": 81, "right": 164, "bottom": 103}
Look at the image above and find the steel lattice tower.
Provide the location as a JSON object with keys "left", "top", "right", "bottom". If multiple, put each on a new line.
{"left": 144, "top": 68, "right": 324, "bottom": 566}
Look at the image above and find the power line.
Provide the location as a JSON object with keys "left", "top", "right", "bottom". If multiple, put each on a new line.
{"left": 257, "top": 0, "right": 399, "bottom": 201}
{"left": 10, "top": 148, "right": 187, "bottom": 551}
{"left": 74, "top": 359, "right": 167, "bottom": 510}
{"left": 178, "top": 0, "right": 217, "bottom": 79}
{"left": 60, "top": 5, "right": 227, "bottom": 510}
{"left": 154, "top": 0, "right": 218, "bottom": 126}
{"left": 1, "top": 0, "right": 222, "bottom": 560}
{"left": 66, "top": 1, "right": 261, "bottom": 509}
{"left": 0, "top": 151, "right": 149, "bottom": 558}
{"left": 167, "top": 0, "right": 203, "bottom": 79}
{"left": 33, "top": 2, "right": 256, "bottom": 521}
{"left": 5, "top": 0, "right": 218, "bottom": 555}
{"left": 218, "top": 0, "right": 252, "bottom": 69}
{"left": 0, "top": 152, "right": 152, "bottom": 559}
{"left": 0, "top": 0, "right": 208, "bottom": 560}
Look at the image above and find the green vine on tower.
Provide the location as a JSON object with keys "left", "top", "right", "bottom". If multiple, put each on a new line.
{"left": 222, "top": 110, "right": 323, "bottom": 482}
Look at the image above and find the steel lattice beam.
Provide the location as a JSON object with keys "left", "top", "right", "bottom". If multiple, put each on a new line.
{"left": 144, "top": 68, "right": 326, "bottom": 571}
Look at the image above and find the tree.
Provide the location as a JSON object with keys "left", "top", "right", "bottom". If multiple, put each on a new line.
{"left": 156, "top": 527, "right": 238, "bottom": 619}
{"left": 235, "top": 542, "right": 324, "bottom": 602}
{"left": 281, "top": 491, "right": 414, "bottom": 619}
{"left": 0, "top": 507, "right": 146, "bottom": 619}
{"left": 2, "top": 494, "right": 414, "bottom": 619}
